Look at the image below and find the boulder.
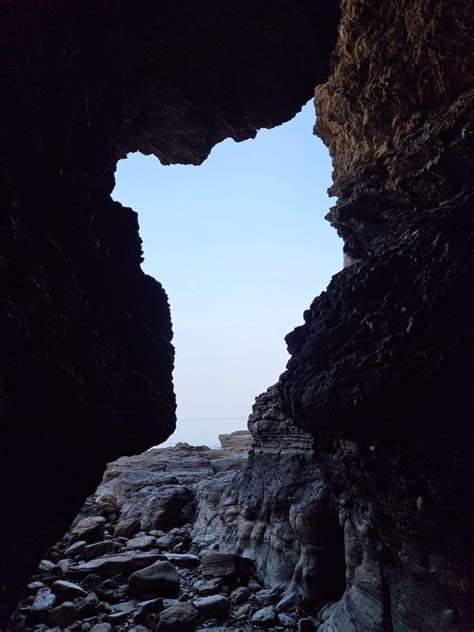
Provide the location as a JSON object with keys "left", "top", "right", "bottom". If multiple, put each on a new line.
{"left": 129, "top": 560, "right": 180, "bottom": 599}
{"left": 153, "top": 602, "right": 199, "bottom": 631}
{"left": 201, "top": 553, "right": 255, "bottom": 579}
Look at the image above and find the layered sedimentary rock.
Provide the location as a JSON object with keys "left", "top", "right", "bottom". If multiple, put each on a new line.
{"left": 0, "top": 2, "right": 339, "bottom": 622}
{"left": 280, "top": 1, "right": 474, "bottom": 629}
{"left": 193, "top": 387, "right": 346, "bottom": 612}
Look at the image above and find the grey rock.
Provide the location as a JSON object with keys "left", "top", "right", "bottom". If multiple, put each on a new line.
{"left": 154, "top": 601, "right": 199, "bottom": 631}
{"left": 193, "top": 578, "right": 223, "bottom": 596}
{"left": 165, "top": 553, "right": 200, "bottom": 568}
{"left": 70, "top": 517, "right": 106, "bottom": 544}
{"left": 64, "top": 540, "right": 87, "bottom": 558}
{"left": 97, "top": 578, "right": 127, "bottom": 603}
{"left": 49, "top": 601, "right": 77, "bottom": 627}
{"left": 26, "top": 581, "right": 46, "bottom": 592}
{"left": 84, "top": 541, "right": 114, "bottom": 560}
{"left": 231, "top": 586, "right": 251, "bottom": 604}
{"left": 77, "top": 592, "right": 103, "bottom": 618}
{"left": 90, "top": 624, "right": 112, "bottom": 632}
{"left": 193, "top": 594, "right": 230, "bottom": 619}
{"left": 247, "top": 579, "right": 261, "bottom": 592}
{"left": 201, "top": 553, "right": 255, "bottom": 579}
{"left": 29, "top": 587, "right": 57, "bottom": 623}
{"left": 69, "top": 551, "right": 163, "bottom": 577}
{"left": 255, "top": 585, "right": 284, "bottom": 605}
{"left": 251, "top": 606, "right": 277, "bottom": 627}
{"left": 278, "top": 612, "right": 296, "bottom": 627}
{"left": 129, "top": 560, "right": 180, "bottom": 598}
{"left": 114, "top": 517, "right": 141, "bottom": 539}
{"left": 126, "top": 534, "right": 157, "bottom": 551}
{"left": 133, "top": 598, "right": 164, "bottom": 623}
{"left": 52, "top": 579, "right": 87, "bottom": 600}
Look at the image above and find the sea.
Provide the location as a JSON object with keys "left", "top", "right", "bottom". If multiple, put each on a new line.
{"left": 158, "top": 417, "right": 248, "bottom": 449}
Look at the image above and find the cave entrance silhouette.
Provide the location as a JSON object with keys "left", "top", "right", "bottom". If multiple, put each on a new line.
{"left": 112, "top": 101, "right": 342, "bottom": 448}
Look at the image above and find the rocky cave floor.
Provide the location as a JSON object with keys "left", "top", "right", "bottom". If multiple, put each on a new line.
{"left": 9, "top": 434, "right": 319, "bottom": 632}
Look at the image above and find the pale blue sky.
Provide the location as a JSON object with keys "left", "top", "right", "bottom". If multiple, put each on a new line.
{"left": 113, "top": 101, "right": 341, "bottom": 421}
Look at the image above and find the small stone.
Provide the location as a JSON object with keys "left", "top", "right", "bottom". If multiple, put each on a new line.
{"left": 154, "top": 601, "right": 199, "bottom": 631}
{"left": 126, "top": 535, "right": 157, "bottom": 551}
{"left": 90, "top": 624, "right": 112, "bottom": 632}
{"left": 98, "top": 578, "right": 127, "bottom": 603}
{"left": 38, "top": 559, "right": 56, "bottom": 572}
{"left": 84, "top": 541, "right": 114, "bottom": 560}
{"left": 255, "top": 585, "right": 283, "bottom": 605}
{"left": 129, "top": 560, "right": 180, "bottom": 599}
{"left": 193, "top": 594, "right": 230, "bottom": 619}
{"left": 165, "top": 553, "right": 200, "bottom": 568}
{"left": 81, "top": 573, "right": 101, "bottom": 590}
{"left": 55, "top": 559, "right": 70, "bottom": 576}
{"left": 278, "top": 612, "right": 296, "bottom": 627}
{"left": 107, "top": 611, "right": 129, "bottom": 624}
{"left": 28, "top": 587, "right": 57, "bottom": 623}
{"left": 49, "top": 601, "right": 77, "bottom": 627}
{"left": 201, "top": 553, "right": 256, "bottom": 579}
{"left": 114, "top": 518, "right": 141, "bottom": 539}
{"left": 70, "top": 517, "right": 106, "bottom": 544}
{"left": 52, "top": 579, "right": 87, "bottom": 600}
{"left": 231, "top": 586, "right": 251, "bottom": 604}
{"left": 247, "top": 579, "right": 261, "bottom": 591}
{"left": 133, "top": 598, "right": 164, "bottom": 623}
{"left": 26, "top": 581, "right": 46, "bottom": 592}
{"left": 193, "top": 578, "right": 222, "bottom": 595}
{"left": 251, "top": 606, "right": 277, "bottom": 627}
{"left": 64, "top": 540, "right": 87, "bottom": 558}
{"left": 78, "top": 592, "right": 102, "bottom": 618}
{"left": 234, "top": 602, "right": 252, "bottom": 619}
{"left": 69, "top": 550, "right": 163, "bottom": 577}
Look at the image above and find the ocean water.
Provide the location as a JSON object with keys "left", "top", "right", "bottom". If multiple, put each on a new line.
{"left": 158, "top": 417, "right": 248, "bottom": 449}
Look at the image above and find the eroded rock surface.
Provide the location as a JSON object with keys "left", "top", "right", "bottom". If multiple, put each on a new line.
{"left": 1, "top": 2, "right": 339, "bottom": 620}
{"left": 10, "top": 439, "right": 319, "bottom": 630}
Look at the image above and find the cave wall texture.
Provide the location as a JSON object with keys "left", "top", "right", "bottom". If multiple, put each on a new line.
{"left": 0, "top": 1, "right": 339, "bottom": 624}
{"left": 1, "top": 0, "right": 473, "bottom": 629}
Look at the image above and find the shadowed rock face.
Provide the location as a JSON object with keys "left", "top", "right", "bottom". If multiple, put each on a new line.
{"left": 278, "top": 0, "right": 474, "bottom": 629}
{"left": 0, "top": 1, "right": 339, "bottom": 622}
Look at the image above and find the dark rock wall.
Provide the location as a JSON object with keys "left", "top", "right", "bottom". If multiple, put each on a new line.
{"left": 279, "top": 1, "right": 474, "bottom": 629}
{"left": 0, "top": 1, "right": 339, "bottom": 623}
{"left": 192, "top": 386, "right": 346, "bottom": 611}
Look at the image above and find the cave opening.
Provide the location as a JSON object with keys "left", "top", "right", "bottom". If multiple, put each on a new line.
{"left": 112, "top": 101, "right": 342, "bottom": 448}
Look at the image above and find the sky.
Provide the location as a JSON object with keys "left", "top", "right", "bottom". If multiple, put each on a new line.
{"left": 113, "top": 100, "right": 341, "bottom": 423}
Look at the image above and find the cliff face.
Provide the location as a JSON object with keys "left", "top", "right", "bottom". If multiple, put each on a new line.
{"left": 280, "top": 1, "right": 474, "bottom": 629}
{"left": 0, "top": 1, "right": 339, "bottom": 622}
